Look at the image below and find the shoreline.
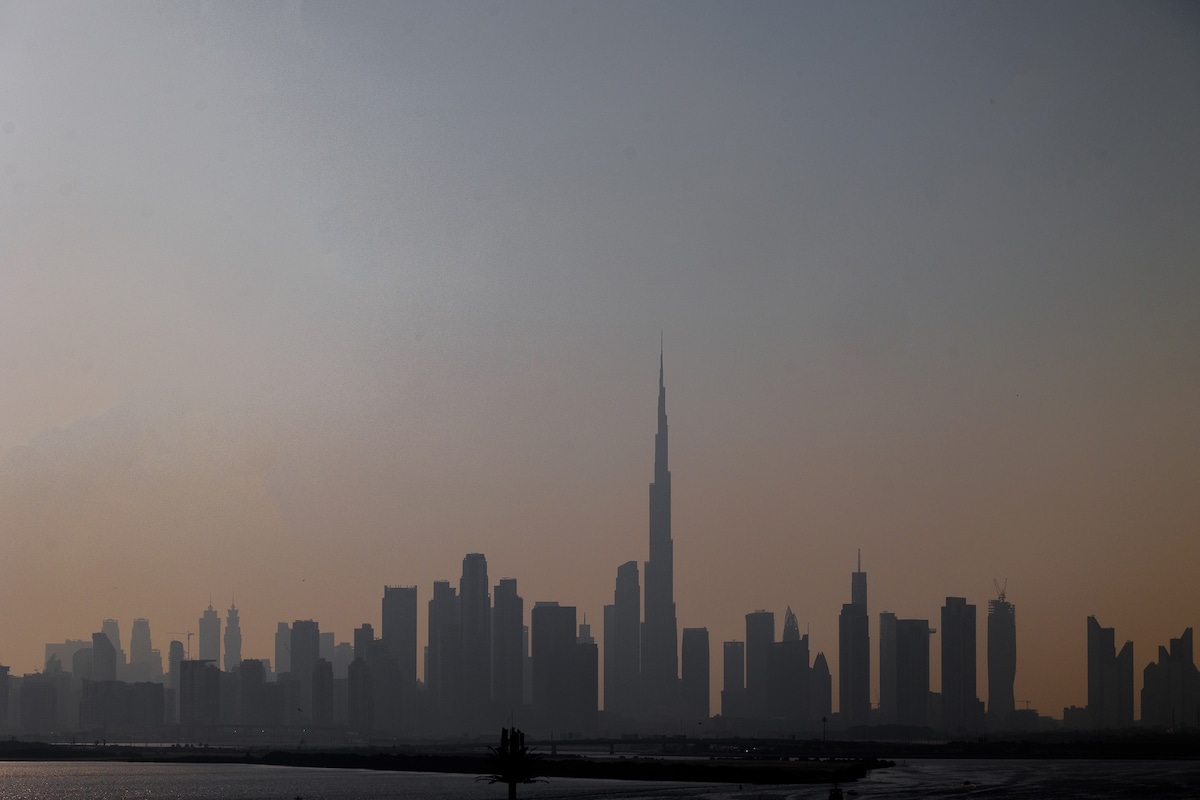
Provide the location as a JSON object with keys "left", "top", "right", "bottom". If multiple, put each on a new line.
{"left": 4, "top": 732, "right": 1198, "bottom": 784}
{"left": 0, "top": 741, "right": 888, "bottom": 785}
{"left": 257, "top": 750, "right": 890, "bottom": 785}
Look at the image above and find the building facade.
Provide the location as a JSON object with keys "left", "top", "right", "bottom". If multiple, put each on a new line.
{"left": 895, "top": 618, "right": 931, "bottom": 728}
{"left": 199, "top": 603, "right": 220, "bottom": 666}
{"left": 745, "top": 610, "right": 774, "bottom": 719}
{"left": 1087, "top": 616, "right": 1134, "bottom": 729}
{"left": 381, "top": 585, "right": 418, "bottom": 689}
{"left": 838, "top": 553, "right": 870, "bottom": 727}
{"left": 642, "top": 347, "right": 679, "bottom": 710}
{"left": 987, "top": 594, "right": 1016, "bottom": 722}
{"left": 941, "top": 596, "right": 978, "bottom": 732}
{"left": 603, "top": 560, "right": 641, "bottom": 719}
{"left": 492, "top": 578, "right": 524, "bottom": 714}
{"left": 459, "top": 554, "right": 491, "bottom": 726}
{"left": 681, "top": 627, "right": 710, "bottom": 721}
{"left": 224, "top": 604, "right": 242, "bottom": 673}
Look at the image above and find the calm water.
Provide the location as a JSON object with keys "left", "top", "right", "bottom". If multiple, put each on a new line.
{"left": 0, "top": 759, "right": 1197, "bottom": 799}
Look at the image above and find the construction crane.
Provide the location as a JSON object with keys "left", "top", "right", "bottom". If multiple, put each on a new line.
{"left": 167, "top": 631, "right": 195, "bottom": 660}
{"left": 994, "top": 578, "right": 1007, "bottom": 603}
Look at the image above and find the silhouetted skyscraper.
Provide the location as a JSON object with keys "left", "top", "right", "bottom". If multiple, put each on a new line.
{"left": 532, "top": 601, "right": 574, "bottom": 729}
{"left": 127, "top": 618, "right": 153, "bottom": 682}
{"left": 895, "top": 618, "right": 931, "bottom": 728}
{"left": 291, "top": 619, "right": 320, "bottom": 722}
{"left": 364, "top": 637, "right": 401, "bottom": 734}
{"left": 878, "top": 611, "right": 898, "bottom": 724}
{"left": 72, "top": 647, "right": 94, "bottom": 684}
{"left": 745, "top": 610, "right": 774, "bottom": 719}
{"left": 224, "top": 602, "right": 242, "bottom": 673}
{"left": 312, "top": 658, "right": 334, "bottom": 725}
{"left": 681, "top": 627, "right": 710, "bottom": 721}
{"left": 427, "top": 579, "right": 461, "bottom": 725}
{"left": 987, "top": 592, "right": 1016, "bottom": 722}
{"left": 239, "top": 657, "right": 266, "bottom": 726}
{"left": 0, "top": 665, "right": 8, "bottom": 723}
{"left": 275, "top": 622, "right": 291, "bottom": 675}
{"left": 941, "top": 596, "right": 978, "bottom": 732}
{"left": 811, "top": 651, "right": 832, "bottom": 721}
{"left": 43, "top": 640, "right": 90, "bottom": 674}
{"left": 353, "top": 623, "right": 374, "bottom": 662}
{"left": 1116, "top": 643, "right": 1133, "bottom": 726}
{"left": 492, "top": 578, "right": 524, "bottom": 713}
{"left": 92, "top": 631, "right": 116, "bottom": 682}
{"left": 20, "top": 669, "right": 59, "bottom": 735}
{"left": 838, "top": 552, "right": 870, "bottom": 727}
{"left": 133, "top": 620, "right": 163, "bottom": 682}
{"left": 460, "top": 553, "right": 491, "bottom": 724}
{"left": 382, "top": 585, "right": 418, "bottom": 689}
{"left": 199, "top": 602, "right": 221, "bottom": 666}
{"left": 180, "top": 660, "right": 219, "bottom": 735}
{"left": 642, "top": 345, "right": 679, "bottom": 707}
{"left": 575, "top": 631, "right": 599, "bottom": 734}
{"left": 721, "top": 640, "right": 746, "bottom": 718}
{"left": 531, "top": 601, "right": 594, "bottom": 734}
{"left": 781, "top": 610, "right": 799, "bottom": 639}
{"left": 522, "top": 623, "right": 532, "bottom": 706}
{"left": 332, "top": 641, "right": 353, "bottom": 680}
{"left": 169, "top": 638, "right": 184, "bottom": 695}
{"left": 769, "top": 608, "right": 810, "bottom": 723}
{"left": 130, "top": 619, "right": 152, "bottom": 667}
{"left": 348, "top": 655, "right": 372, "bottom": 735}
{"left": 603, "top": 560, "right": 641, "bottom": 718}
{"left": 102, "top": 619, "right": 126, "bottom": 672}
{"left": 292, "top": 620, "right": 320, "bottom": 673}
{"left": 1141, "top": 628, "right": 1199, "bottom": 729}
{"left": 102, "top": 619, "right": 122, "bottom": 652}
{"left": 1087, "top": 616, "right": 1133, "bottom": 729}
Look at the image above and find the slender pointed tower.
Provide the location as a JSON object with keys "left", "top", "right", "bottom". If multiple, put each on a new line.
{"left": 224, "top": 599, "right": 242, "bottom": 672}
{"left": 199, "top": 599, "right": 221, "bottom": 666}
{"left": 838, "top": 550, "right": 870, "bottom": 726}
{"left": 642, "top": 339, "right": 679, "bottom": 705}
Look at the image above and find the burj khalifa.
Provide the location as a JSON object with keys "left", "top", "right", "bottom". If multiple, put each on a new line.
{"left": 641, "top": 342, "right": 678, "bottom": 703}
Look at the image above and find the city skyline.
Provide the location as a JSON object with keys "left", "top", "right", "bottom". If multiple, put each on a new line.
{"left": 3, "top": 351, "right": 1196, "bottom": 726}
{"left": 13, "top": 555, "right": 1198, "bottom": 736}
{"left": 1, "top": 1, "right": 1198, "bottom": 724}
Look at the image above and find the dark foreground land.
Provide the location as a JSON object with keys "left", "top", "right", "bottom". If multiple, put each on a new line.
{"left": 4, "top": 732, "right": 1199, "bottom": 785}
{"left": 0, "top": 739, "right": 887, "bottom": 785}
{"left": 257, "top": 749, "right": 886, "bottom": 785}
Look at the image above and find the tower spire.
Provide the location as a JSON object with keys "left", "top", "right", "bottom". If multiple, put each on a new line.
{"left": 644, "top": 336, "right": 677, "bottom": 705}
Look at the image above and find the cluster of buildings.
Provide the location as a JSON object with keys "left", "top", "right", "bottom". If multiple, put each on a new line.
{"left": 1, "top": 566, "right": 593, "bottom": 743}
{"left": 1060, "top": 619, "right": 1199, "bottom": 732}
{"left": 713, "top": 565, "right": 1012, "bottom": 736}
{"left": 0, "top": 352, "right": 1196, "bottom": 743}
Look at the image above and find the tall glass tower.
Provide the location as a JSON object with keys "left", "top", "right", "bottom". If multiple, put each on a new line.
{"left": 987, "top": 591, "right": 1016, "bottom": 722}
{"left": 224, "top": 602, "right": 241, "bottom": 672}
{"left": 642, "top": 342, "right": 678, "bottom": 705}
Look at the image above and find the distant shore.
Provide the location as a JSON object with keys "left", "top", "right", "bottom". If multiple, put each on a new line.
{"left": 4, "top": 732, "right": 1198, "bottom": 785}
{"left": 0, "top": 740, "right": 887, "bottom": 785}
{"left": 253, "top": 749, "right": 889, "bottom": 785}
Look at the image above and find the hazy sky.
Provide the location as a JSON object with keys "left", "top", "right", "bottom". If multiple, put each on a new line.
{"left": 2, "top": 1, "right": 1198, "bottom": 717}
